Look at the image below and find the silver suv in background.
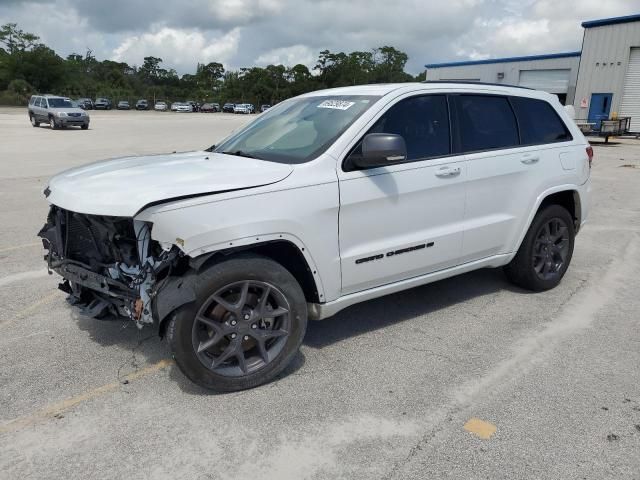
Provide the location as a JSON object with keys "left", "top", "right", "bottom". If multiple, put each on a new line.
{"left": 28, "top": 95, "right": 90, "bottom": 130}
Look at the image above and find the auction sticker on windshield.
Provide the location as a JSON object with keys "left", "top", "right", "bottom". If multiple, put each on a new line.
{"left": 317, "top": 100, "right": 355, "bottom": 110}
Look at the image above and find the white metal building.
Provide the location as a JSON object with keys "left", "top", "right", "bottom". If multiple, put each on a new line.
{"left": 573, "top": 14, "right": 640, "bottom": 131}
{"left": 425, "top": 52, "right": 581, "bottom": 105}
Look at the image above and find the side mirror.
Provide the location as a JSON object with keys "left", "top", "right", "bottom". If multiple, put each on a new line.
{"left": 351, "top": 133, "right": 407, "bottom": 169}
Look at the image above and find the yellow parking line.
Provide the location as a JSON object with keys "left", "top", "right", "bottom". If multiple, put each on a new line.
{"left": 463, "top": 418, "right": 497, "bottom": 439}
{"left": 0, "top": 242, "right": 41, "bottom": 253}
{"left": 0, "top": 359, "right": 173, "bottom": 434}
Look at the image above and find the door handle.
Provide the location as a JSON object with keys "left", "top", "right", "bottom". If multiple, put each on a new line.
{"left": 521, "top": 154, "right": 540, "bottom": 165}
{"left": 435, "top": 167, "right": 461, "bottom": 178}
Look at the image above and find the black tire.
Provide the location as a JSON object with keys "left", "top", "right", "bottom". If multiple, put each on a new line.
{"left": 49, "top": 117, "right": 58, "bottom": 130}
{"left": 81, "top": 124, "right": 89, "bottom": 130}
{"left": 504, "top": 204, "right": 575, "bottom": 291}
{"left": 30, "top": 115, "right": 39, "bottom": 127}
{"left": 167, "top": 254, "right": 307, "bottom": 392}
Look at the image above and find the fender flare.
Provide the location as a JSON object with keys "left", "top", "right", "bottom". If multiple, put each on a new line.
{"left": 153, "top": 234, "right": 326, "bottom": 335}
{"left": 509, "top": 184, "right": 582, "bottom": 261}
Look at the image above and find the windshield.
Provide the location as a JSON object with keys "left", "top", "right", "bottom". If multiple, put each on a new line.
{"left": 215, "top": 95, "right": 378, "bottom": 164}
{"left": 47, "top": 98, "right": 73, "bottom": 108}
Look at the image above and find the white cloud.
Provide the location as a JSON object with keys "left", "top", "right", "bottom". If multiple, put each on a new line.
{"left": 209, "top": 0, "right": 284, "bottom": 23}
{"left": 2, "top": 0, "right": 640, "bottom": 75}
{"left": 112, "top": 27, "right": 241, "bottom": 70}
{"left": 254, "top": 45, "right": 315, "bottom": 68}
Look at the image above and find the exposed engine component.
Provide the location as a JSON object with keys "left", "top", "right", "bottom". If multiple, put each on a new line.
{"left": 38, "top": 206, "right": 179, "bottom": 327}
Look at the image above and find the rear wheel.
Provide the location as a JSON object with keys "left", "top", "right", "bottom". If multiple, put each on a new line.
{"left": 504, "top": 204, "right": 575, "bottom": 291}
{"left": 167, "top": 255, "right": 307, "bottom": 391}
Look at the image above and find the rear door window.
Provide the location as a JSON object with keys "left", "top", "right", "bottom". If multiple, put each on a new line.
{"left": 454, "top": 95, "right": 519, "bottom": 152}
{"left": 510, "top": 96, "right": 572, "bottom": 145}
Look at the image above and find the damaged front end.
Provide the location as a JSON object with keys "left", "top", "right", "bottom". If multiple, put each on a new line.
{"left": 38, "top": 205, "right": 180, "bottom": 327}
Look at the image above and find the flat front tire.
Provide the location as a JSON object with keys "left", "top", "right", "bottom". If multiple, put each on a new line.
{"left": 167, "top": 254, "right": 308, "bottom": 392}
{"left": 504, "top": 204, "right": 575, "bottom": 291}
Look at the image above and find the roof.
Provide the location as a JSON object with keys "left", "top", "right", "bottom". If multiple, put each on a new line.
{"left": 582, "top": 13, "right": 640, "bottom": 29}
{"left": 300, "top": 82, "right": 554, "bottom": 101}
{"left": 301, "top": 83, "right": 409, "bottom": 97}
{"left": 425, "top": 51, "right": 581, "bottom": 69}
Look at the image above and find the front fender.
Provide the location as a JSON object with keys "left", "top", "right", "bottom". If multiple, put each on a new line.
{"left": 135, "top": 178, "right": 340, "bottom": 302}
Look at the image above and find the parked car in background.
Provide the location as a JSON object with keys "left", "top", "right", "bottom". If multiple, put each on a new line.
{"left": 260, "top": 104, "right": 271, "bottom": 112}
{"left": 247, "top": 104, "right": 255, "bottom": 113}
{"left": 171, "top": 102, "right": 194, "bottom": 113}
{"left": 136, "top": 99, "right": 149, "bottom": 110}
{"left": 36, "top": 83, "right": 591, "bottom": 391}
{"left": 170, "top": 102, "right": 180, "bottom": 112}
{"left": 117, "top": 100, "right": 130, "bottom": 110}
{"left": 76, "top": 98, "right": 94, "bottom": 110}
{"left": 28, "top": 94, "right": 90, "bottom": 130}
{"left": 185, "top": 100, "right": 198, "bottom": 112}
{"left": 222, "top": 103, "right": 235, "bottom": 113}
{"left": 200, "top": 103, "right": 219, "bottom": 113}
{"left": 154, "top": 101, "right": 168, "bottom": 111}
{"left": 233, "top": 104, "right": 251, "bottom": 114}
{"left": 94, "top": 98, "right": 112, "bottom": 110}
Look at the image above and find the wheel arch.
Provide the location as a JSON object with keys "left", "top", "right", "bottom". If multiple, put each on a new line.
{"left": 509, "top": 185, "right": 582, "bottom": 262}
{"left": 539, "top": 190, "right": 581, "bottom": 232}
{"left": 155, "top": 239, "right": 322, "bottom": 338}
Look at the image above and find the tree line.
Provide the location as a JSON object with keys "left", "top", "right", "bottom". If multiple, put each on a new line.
{"left": 0, "top": 23, "right": 423, "bottom": 107}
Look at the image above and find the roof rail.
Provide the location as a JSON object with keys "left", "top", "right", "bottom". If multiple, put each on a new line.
{"left": 420, "top": 80, "right": 533, "bottom": 90}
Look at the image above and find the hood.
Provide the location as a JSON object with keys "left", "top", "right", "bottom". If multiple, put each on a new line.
{"left": 51, "top": 107, "right": 86, "bottom": 115}
{"left": 46, "top": 151, "right": 293, "bottom": 217}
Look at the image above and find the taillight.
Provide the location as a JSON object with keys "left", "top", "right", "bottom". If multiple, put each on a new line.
{"left": 586, "top": 146, "right": 593, "bottom": 168}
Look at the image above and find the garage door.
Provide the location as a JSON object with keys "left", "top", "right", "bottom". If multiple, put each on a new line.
{"left": 518, "top": 69, "right": 571, "bottom": 93}
{"left": 620, "top": 47, "right": 640, "bottom": 132}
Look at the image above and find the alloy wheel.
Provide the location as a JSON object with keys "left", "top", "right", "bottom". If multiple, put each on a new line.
{"left": 532, "top": 217, "right": 570, "bottom": 280}
{"left": 192, "top": 281, "right": 291, "bottom": 377}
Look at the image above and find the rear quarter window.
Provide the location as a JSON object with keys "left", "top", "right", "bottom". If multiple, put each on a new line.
{"left": 454, "top": 95, "right": 519, "bottom": 152}
{"left": 510, "top": 96, "right": 573, "bottom": 145}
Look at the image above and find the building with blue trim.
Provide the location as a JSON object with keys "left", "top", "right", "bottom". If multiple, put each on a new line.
{"left": 425, "top": 14, "right": 640, "bottom": 130}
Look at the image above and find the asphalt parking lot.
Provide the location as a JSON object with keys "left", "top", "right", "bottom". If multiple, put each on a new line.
{"left": 1, "top": 107, "right": 639, "bottom": 480}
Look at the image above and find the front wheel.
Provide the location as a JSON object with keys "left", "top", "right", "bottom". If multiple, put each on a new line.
{"left": 49, "top": 117, "right": 58, "bottom": 130}
{"left": 504, "top": 204, "right": 575, "bottom": 291}
{"left": 167, "top": 255, "right": 307, "bottom": 392}
{"left": 30, "top": 115, "right": 39, "bottom": 127}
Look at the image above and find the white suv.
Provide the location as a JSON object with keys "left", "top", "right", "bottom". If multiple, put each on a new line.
{"left": 38, "top": 82, "right": 591, "bottom": 391}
